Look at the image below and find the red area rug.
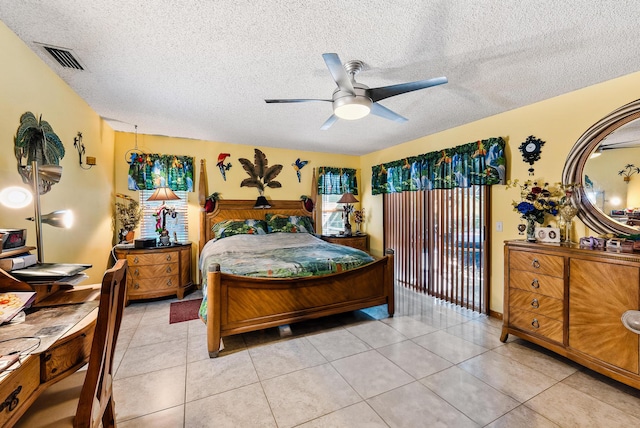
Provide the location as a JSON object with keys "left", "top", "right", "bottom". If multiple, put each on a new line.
{"left": 169, "top": 298, "right": 202, "bottom": 324}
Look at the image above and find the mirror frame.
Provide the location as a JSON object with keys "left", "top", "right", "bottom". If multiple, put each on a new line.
{"left": 562, "top": 98, "right": 640, "bottom": 236}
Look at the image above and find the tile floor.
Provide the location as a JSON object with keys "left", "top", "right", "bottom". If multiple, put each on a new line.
{"left": 112, "top": 285, "right": 640, "bottom": 427}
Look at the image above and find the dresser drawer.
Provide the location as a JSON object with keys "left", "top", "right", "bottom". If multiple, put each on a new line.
{"left": 129, "top": 262, "right": 179, "bottom": 279}
{"left": 510, "top": 250, "right": 564, "bottom": 278}
{"left": 510, "top": 309, "right": 563, "bottom": 343}
{"left": 130, "top": 275, "right": 179, "bottom": 292}
{"left": 509, "top": 288, "right": 563, "bottom": 321}
{"left": 509, "top": 269, "right": 564, "bottom": 299}
{"left": 126, "top": 251, "right": 179, "bottom": 266}
{"left": 0, "top": 355, "right": 39, "bottom": 426}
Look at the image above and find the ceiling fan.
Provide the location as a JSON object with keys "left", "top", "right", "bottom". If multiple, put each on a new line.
{"left": 265, "top": 53, "right": 447, "bottom": 130}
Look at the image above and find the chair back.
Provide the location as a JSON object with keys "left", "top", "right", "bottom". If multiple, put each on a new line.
{"left": 75, "top": 259, "right": 128, "bottom": 428}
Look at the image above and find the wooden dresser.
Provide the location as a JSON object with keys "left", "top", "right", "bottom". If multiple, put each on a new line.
{"left": 114, "top": 243, "right": 193, "bottom": 305}
{"left": 502, "top": 241, "right": 640, "bottom": 389}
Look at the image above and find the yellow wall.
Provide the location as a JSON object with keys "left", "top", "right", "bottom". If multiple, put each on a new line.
{"left": 0, "top": 22, "right": 115, "bottom": 283}
{"left": 362, "top": 70, "right": 640, "bottom": 313}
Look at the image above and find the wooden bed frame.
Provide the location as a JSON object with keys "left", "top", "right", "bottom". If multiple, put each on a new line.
{"left": 198, "top": 160, "right": 395, "bottom": 357}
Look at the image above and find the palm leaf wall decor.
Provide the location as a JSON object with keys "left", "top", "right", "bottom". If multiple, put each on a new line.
{"left": 238, "top": 148, "right": 283, "bottom": 195}
{"left": 14, "top": 112, "right": 65, "bottom": 194}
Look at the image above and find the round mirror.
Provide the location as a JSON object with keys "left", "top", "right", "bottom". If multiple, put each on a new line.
{"left": 562, "top": 98, "right": 640, "bottom": 236}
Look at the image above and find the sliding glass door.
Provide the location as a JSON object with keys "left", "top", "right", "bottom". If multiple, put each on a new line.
{"left": 383, "top": 186, "right": 490, "bottom": 313}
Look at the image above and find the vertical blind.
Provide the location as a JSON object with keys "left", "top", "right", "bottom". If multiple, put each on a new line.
{"left": 384, "top": 186, "right": 490, "bottom": 313}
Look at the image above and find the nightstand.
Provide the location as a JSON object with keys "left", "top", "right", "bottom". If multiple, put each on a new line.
{"left": 114, "top": 242, "right": 193, "bottom": 305}
{"left": 320, "top": 234, "right": 369, "bottom": 252}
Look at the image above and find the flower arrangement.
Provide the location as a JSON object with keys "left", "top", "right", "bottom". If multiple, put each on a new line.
{"left": 115, "top": 194, "right": 142, "bottom": 232}
{"left": 507, "top": 180, "right": 564, "bottom": 232}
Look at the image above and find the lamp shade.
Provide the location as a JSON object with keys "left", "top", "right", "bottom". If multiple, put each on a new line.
{"left": 337, "top": 193, "right": 359, "bottom": 204}
{"left": 0, "top": 186, "right": 33, "bottom": 209}
{"left": 38, "top": 164, "right": 63, "bottom": 184}
{"left": 27, "top": 209, "right": 74, "bottom": 229}
{"left": 147, "top": 187, "right": 180, "bottom": 201}
{"left": 254, "top": 195, "right": 271, "bottom": 209}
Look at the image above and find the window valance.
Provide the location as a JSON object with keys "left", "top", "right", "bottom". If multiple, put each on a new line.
{"left": 317, "top": 167, "right": 358, "bottom": 195}
{"left": 127, "top": 153, "right": 194, "bottom": 191}
{"left": 371, "top": 137, "right": 506, "bottom": 194}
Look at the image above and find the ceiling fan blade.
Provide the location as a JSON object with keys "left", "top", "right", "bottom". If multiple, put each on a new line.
{"left": 320, "top": 114, "right": 338, "bottom": 130}
{"left": 368, "top": 76, "right": 448, "bottom": 103}
{"left": 265, "top": 98, "right": 331, "bottom": 103}
{"left": 370, "top": 103, "right": 408, "bottom": 123}
{"left": 322, "top": 53, "right": 355, "bottom": 94}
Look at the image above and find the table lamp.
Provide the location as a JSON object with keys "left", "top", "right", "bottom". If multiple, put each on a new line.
{"left": 337, "top": 192, "right": 358, "bottom": 236}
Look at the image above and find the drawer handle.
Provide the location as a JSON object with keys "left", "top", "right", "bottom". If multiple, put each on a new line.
{"left": 531, "top": 278, "right": 540, "bottom": 289}
{"left": 531, "top": 258, "right": 541, "bottom": 269}
{"left": 166, "top": 255, "right": 172, "bottom": 261}
{"left": 166, "top": 266, "right": 172, "bottom": 273}
{"left": 133, "top": 268, "right": 140, "bottom": 277}
{"left": 531, "top": 298, "right": 540, "bottom": 309}
{"left": 133, "top": 256, "right": 139, "bottom": 264}
{"left": 167, "top": 279, "right": 173, "bottom": 287}
{"left": 0, "top": 385, "right": 22, "bottom": 412}
{"left": 134, "top": 283, "right": 140, "bottom": 290}
{"left": 531, "top": 318, "right": 540, "bottom": 329}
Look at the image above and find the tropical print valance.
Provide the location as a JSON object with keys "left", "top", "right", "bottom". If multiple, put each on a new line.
{"left": 127, "top": 153, "right": 194, "bottom": 191}
{"left": 371, "top": 137, "right": 506, "bottom": 194}
{"left": 317, "top": 167, "right": 358, "bottom": 195}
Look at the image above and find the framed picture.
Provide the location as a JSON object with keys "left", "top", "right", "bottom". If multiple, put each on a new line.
{"left": 535, "top": 227, "right": 560, "bottom": 243}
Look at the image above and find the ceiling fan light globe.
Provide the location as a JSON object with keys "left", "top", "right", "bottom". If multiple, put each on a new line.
{"left": 333, "top": 96, "right": 372, "bottom": 120}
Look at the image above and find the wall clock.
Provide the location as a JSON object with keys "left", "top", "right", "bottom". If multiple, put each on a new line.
{"left": 518, "top": 135, "right": 545, "bottom": 175}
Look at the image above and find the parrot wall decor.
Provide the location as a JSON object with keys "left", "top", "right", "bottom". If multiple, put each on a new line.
{"left": 217, "top": 153, "right": 232, "bottom": 180}
{"left": 292, "top": 158, "right": 309, "bottom": 183}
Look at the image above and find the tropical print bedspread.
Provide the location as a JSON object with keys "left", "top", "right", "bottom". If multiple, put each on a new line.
{"left": 198, "top": 233, "right": 374, "bottom": 322}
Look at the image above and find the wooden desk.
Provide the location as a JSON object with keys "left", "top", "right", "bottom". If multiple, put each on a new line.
{"left": 0, "top": 264, "right": 99, "bottom": 427}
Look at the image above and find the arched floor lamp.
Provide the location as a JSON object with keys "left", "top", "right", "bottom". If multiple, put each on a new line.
{"left": 0, "top": 161, "right": 73, "bottom": 262}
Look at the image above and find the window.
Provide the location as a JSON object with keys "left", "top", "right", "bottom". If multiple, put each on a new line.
{"left": 317, "top": 166, "right": 358, "bottom": 235}
{"left": 321, "top": 194, "right": 344, "bottom": 235}
{"left": 139, "top": 190, "right": 188, "bottom": 242}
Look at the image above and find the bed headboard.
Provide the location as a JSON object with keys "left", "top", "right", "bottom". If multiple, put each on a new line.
{"left": 198, "top": 159, "right": 315, "bottom": 254}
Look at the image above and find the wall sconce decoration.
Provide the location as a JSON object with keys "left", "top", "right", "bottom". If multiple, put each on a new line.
{"left": 74, "top": 132, "right": 96, "bottom": 169}
{"left": 518, "top": 135, "right": 545, "bottom": 176}
{"left": 618, "top": 164, "right": 639, "bottom": 182}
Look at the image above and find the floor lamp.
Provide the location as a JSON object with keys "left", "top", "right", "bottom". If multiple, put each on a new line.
{"left": 28, "top": 161, "right": 73, "bottom": 262}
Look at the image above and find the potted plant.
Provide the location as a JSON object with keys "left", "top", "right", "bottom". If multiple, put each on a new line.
{"left": 115, "top": 194, "right": 142, "bottom": 243}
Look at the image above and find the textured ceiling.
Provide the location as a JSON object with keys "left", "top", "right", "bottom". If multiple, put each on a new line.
{"left": 1, "top": 1, "right": 640, "bottom": 155}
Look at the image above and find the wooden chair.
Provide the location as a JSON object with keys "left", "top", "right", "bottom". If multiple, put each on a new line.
{"left": 15, "top": 259, "right": 128, "bottom": 428}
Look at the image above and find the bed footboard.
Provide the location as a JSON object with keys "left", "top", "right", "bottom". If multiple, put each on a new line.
{"left": 206, "top": 250, "right": 394, "bottom": 357}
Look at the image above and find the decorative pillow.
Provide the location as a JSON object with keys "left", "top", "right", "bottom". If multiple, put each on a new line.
{"left": 212, "top": 219, "right": 268, "bottom": 239}
{"left": 265, "top": 214, "right": 315, "bottom": 234}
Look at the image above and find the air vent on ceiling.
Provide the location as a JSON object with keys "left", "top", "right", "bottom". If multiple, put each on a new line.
{"left": 37, "top": 43, "right": 84, "bottom": 70}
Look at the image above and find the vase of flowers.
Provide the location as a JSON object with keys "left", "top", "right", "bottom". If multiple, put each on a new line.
{"left": 509, "top": 180, "right": 563, "bottom": 241}
{"left": 115, "top": 194, "right": 142, "bottom": 243}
